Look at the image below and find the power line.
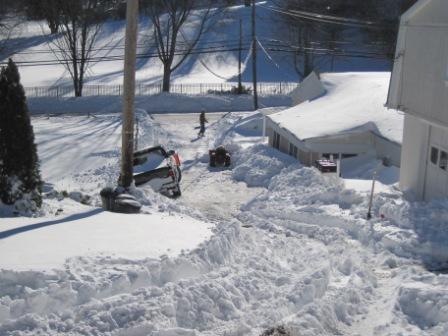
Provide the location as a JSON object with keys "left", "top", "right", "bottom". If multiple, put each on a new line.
{"left": 2, "top": 40, "right": 391, "bottom": 68}
{"left": 260, "top": 4, "right": 396, "bottom": 30}
{"left": 0, "top": 46, "right": 247, "bottom": 67}
{"left": 287, "top": 7, "right": 395, "bottom": 27}
{"left": 267, "top": 47, "right": 390, "bottom": 60}
{"left": 7, "top": 35, "right": 389, "bottom": 58}
{"left": 5, "top": 38, "right": 253, "bottom": 56}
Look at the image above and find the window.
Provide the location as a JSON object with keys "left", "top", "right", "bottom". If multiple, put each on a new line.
{"left": 289, "top": 143, "right": 298, "bottom": 158}
{"left": 440, "top": 151, "right": 447, "bottom": 170}
{"left": 430, "top": 147, "right": 439, "bottom": 165}
{"left": 273, "top": 131, "right": 280, "bottom": 149}
{"left": 322, "top": 153, "right": 340, "bottom": 160}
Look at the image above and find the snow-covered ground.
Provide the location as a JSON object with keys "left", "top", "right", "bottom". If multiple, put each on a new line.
{"left": 1, "top": 104, "right": 448, "bottom": 336}
{"left": 1, "top": 211, "right": 213, "bottom": 271}
{"left": 2, "top": 1, "right": 391, "bottom": 88}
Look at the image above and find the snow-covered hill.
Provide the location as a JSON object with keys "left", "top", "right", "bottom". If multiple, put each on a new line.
{"left": 2, "top": 1, "right": 391, "bottom": 88}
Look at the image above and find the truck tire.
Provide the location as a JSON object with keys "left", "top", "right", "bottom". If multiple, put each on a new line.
{"left": 172, "top": 187, "right": 182, "bottom": 198}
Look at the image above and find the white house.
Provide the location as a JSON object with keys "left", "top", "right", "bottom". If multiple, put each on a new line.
{"left": 266, "top": 72, "right": 404, "bottom": 169}
{"left": 386, "top": 0, "right": 448, "bottom": 201}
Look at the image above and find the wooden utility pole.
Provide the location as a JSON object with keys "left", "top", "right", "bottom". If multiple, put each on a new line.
{"left": 251, "top": 0, "right": 258, "bottom": 110}
{"left": 238, "top": 19, "right": 243, "bottom": 94}
{"left": 120, "top": 0, "right": 139, "bottom": 188}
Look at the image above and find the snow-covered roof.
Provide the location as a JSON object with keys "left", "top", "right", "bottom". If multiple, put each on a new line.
{"left": 290, "top": 71, "right": 326, "bottom": 105}
{"left": 268, "top": 72, "right": 404, "bottom": 144}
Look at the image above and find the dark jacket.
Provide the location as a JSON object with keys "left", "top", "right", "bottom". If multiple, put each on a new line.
{"left": 200, "top": 112, "right": 208, "bottom": 125}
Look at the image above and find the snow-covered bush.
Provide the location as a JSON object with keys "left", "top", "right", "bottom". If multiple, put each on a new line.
{"left": 0, "top": 59, "right": 42, "bottom": 209}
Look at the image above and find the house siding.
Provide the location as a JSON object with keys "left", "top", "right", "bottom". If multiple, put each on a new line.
{"left": 267, "top": 117, "right": 402, "bottom": 168}
{"left": 390, "top": 0, "right": 448, "bottom": 200}
{"left": 399, "top": 114, "right": 430, "bottom": 200}
{"left": 393, "top": 0, "right": 448, "bottom": 127}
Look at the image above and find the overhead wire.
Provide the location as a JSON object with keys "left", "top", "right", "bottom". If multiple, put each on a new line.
{"left": 260, "top": 4, "right": 396, "bottom": 29}
{"left": 1, "top": 5, "right": 396, "bottom": 68}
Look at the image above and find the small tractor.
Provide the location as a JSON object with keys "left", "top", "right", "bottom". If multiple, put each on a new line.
{"left": 209, "top": 146, "right": 231, "bottom": 167}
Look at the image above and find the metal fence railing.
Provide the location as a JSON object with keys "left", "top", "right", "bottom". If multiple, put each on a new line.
{"left": 24, "top": 82, "right": 298, "bottom": 98}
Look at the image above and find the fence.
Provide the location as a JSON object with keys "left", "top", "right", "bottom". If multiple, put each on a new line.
{"left": 24, "top": 82, "right": 298, "bottom": 98}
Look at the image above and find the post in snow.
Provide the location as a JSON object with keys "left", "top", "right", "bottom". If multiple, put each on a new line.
{"left": 120, "top": 0, "right": 139, "bottom": 189}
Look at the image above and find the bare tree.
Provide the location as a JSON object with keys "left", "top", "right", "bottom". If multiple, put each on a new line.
{"left": 274, "top": 0, "right": 413, "bottom": 77}
{"left": 48, "top": 0, "right": 105, "bottom": 97}
{"left": 143, "top": 0, "right": 213, "bottom": 92}
{"left": 0, "top": 22, "right": 13, "bottom": 55}
{"left": 0, "top": 0, "right": 21, "bottom": 56}
{"left": 42, "top": 0, "right": 62, "bottom": 34}
{"left": 277, "top": 0, "right": 351, "bottom": 79}
{"left": 23, "top": 0, "right": 61, "bottom": 34}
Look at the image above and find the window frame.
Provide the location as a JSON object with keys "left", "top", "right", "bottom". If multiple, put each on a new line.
{"left": 289, "top": 143, "right": 298, "bottom": 158}
{"left": 429, "top": 145, "right": 448, "bottom": 173}
{"left": 273, "top": 131, "right": 280, "bottom": 150}
{"left": 430, "top": 146, "right": 439, "bottom": 166}
{"left": 439, "top": 150, "right": 448, "bottom": 171}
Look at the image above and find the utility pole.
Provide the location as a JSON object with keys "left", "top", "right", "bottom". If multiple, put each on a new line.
{"left": 120, "top": 0, "right": 139, "bottom": 188}
{"left": 251, "top": 0, "right": 258, "bottom": 110}
{"left": 238, "top": 18, "right": 243, "bottom": 94}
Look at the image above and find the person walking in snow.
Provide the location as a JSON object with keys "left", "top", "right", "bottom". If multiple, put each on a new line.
{"left": 198, "top": 110, "right": 208, "bottom": 137}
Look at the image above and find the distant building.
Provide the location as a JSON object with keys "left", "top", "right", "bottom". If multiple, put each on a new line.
{"left": 387, "top": 0, "right": 448, "bottom": 201}
{"left": 266, "top": 73, "right": 403, "bottom": 170}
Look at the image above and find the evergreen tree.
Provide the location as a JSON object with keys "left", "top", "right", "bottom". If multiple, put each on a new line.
{"left": 0, "top": 59, "right": 42, "bottom": 208}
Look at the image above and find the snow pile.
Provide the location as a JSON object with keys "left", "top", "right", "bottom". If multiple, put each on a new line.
{"left": 233, "top": 144, "right": 363, "bottom": 212}
{"left": 232, "top": 144, "right": 297, "bottom": 188}
{"left": 233, "top": 143, "right": 448, "bottom": 269}
{"left": 230, "top": 142, "right": 448, "bottom": 334}
{"left": 231, "top": 146, "right": 380, "bottom": 334}
{"left": 232, "top": 113, "right": 264, "bottom": 137}
{"left": 341, "top": 155, "right": 399, "bottom": 185}
{"left": 398, "top": 280, "right": 448, "bottom": 333}
{"left": 373, "top": 196, "right": 448, "bottom": 268}
{"left": 0, "top": 220, "right": 241, "bottom": 335}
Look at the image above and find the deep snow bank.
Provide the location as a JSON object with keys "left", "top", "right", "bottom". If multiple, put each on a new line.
{"left": 0, "top": 220, "right": 241, "bottom": 334}
{"left": 398, "top": 280, "right": 448, "bottom": 334}
{"left": 232, "top": 145, "right": 378, "bottom": 334}
{"left": 233, "top": 142, "right": 448, "bottom": 269}
{"left": 231, "top": 142, "right": 448, "bottom": 334}
{"left": 232, "top": 144, "right": 298, "bottom": 188}
{"left": 374, "top": 195, "right": 448, "bottom": 268}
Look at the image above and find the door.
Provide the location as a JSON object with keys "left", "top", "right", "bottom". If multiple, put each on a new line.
{"left": 425, "top": 145, "right": 448, "bottom": 200}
